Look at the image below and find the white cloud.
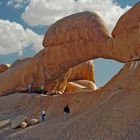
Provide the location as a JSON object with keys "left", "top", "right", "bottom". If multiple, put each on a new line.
{"left": 7, "top": 0, "right": 30, "bottom": 9}
{"left": 21, "top": 0, "right": 131, "bottom": 32}
{"left": 0, "top": 19, "right": 43, "bottom": 55}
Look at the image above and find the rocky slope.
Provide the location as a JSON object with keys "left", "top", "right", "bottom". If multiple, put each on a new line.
{"left": 0, "top": 60, "right": 140, "bottom": 140}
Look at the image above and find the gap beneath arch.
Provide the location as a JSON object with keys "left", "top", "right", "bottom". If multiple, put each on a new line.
{"left": 94, "top": 58, "right": 124, "bottom": 88}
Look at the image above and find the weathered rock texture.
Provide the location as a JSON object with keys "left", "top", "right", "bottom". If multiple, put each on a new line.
{"left": 66, "top": 60, "right": 97, "bottom": 92}
{"left": 0, "top": 58, "right": 33, "bottom": 96}
{"left": 68, "top": 60, "right": 95, "bottom": 82}
{"left": 112, "top": 2, "right": 140, "bottom": 62}
{"left": 0, "top": 2, "right": 140, "bottom": 96}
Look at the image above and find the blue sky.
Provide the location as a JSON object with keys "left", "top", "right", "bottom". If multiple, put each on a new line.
{"left": 0, "top": 0, "right": 139, "bottom": 87}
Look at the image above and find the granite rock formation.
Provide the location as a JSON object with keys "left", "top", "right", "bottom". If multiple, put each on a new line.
{"left": 112, "top": 2, "right": 140, "bottom": 62}
{"left": 0, "top": 2, "right": 140, "bottom": 140}
{"left": 0, "top": 2, "right": 140, "bottom": 96}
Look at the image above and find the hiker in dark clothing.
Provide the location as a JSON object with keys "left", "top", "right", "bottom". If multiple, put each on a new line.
{"left": 63, "top": 104, "right": 70, "bottom": 121}
{"left": 41, "top": 110, "right": 46, "bottom": 121}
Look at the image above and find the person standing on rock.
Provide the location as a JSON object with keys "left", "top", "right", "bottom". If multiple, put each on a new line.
{"left": 63, "top": 104, "right": 70, "bottom": 121}
{"left": 40, "top": 84, "right": 45, "bottom": 94}
{"left": 41, "top": 110, "right": 46, "bottom": 121}
{"left": 28, "top": 84, "right": 32, "bottom": 93}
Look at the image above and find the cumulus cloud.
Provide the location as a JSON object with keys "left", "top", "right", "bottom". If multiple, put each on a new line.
{"left": 21, "top": 0, "right": 131, "bottom": 32}
{"left": 0, "top": 19, "right": 43, "bottom": 55}
{"left": 7, "top": 0, "right": 30, "bottom": 9}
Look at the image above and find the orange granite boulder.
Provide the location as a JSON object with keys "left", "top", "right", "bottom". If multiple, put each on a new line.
{"left": 0, "top": 64, "right": 10, "bottom": 73}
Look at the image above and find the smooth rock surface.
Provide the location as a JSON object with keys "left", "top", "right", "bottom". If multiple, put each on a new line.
{"left": 29, "top": 119, "right": 39, "bottom": 125}
{"left": 11, "top": 115, "right": 28, "bottom": 129}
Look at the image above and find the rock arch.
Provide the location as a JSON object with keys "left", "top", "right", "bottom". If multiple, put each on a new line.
{"left": 0, "top": 2, "right": 140, "bottom": 95}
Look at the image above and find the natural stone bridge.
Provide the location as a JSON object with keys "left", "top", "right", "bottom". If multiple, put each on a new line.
{"left": 0, "top": 2, "right": 140, "bottom": 96}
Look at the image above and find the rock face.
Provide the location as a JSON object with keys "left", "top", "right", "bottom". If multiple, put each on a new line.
{"left": 42, "top": 11, "right": 112, "bottom": 74}
{"left": 112, "top": 2, "right": 140, "bottom": 62}
{"left": 43, "top": 11, "right": 109, "bottom": 50}
{"left": 65, "top": 60, "right": 97, "bottom": 92}
{"left": 68, "top": 60, "right": 95, "bottom": 82}
{"left": 0, "top": 64, "right": 10, "bottom": 73}
{"left": 0, "top": 58, "right": 33, "bottom": 95}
